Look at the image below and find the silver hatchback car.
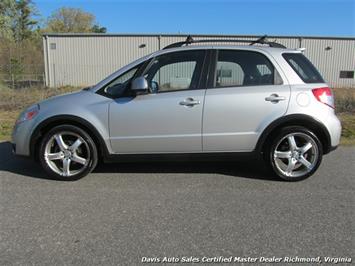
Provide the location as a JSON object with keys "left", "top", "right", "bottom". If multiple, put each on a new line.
{"left": 12, "top": 37, "right": 341, "bottom": 181}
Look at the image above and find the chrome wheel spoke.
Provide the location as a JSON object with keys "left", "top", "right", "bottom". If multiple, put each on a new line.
{"left": 273, "top": 132, "right": 319, "bottom": 178}
{"left": 287, "top": 135, "right": 297, "bottom": 151}
{"left": 71, "top": 154, "right": 87, "bottom": 165}
{"left": 70, "top": 138, "right": 83, "bottom": 152}
{"left": 275, "top": 150, "right": 292, "bottom": 159}
{"left": 62, "top": 158, "right": 71, "bottom": 176}
{"left": 300, "top": 142, "right": 312, "bottom": 154}
{"left": 45, "top": 152, "right": 62, "bottom": 161}
{"left": 285, "top": 158, "right": 297, "bottom": 175}
{"left": 45, "top": 131, "right": 91, "bottom": 178}
{"left": 298, "top": 156, "right": 312, "bottom": 169}
{"left": 55, "top": 134, "right": 68, "bottom": 151}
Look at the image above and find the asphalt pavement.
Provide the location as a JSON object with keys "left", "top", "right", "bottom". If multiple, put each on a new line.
{"left": 0, "top": 141, "right": 354, "bottom": 265}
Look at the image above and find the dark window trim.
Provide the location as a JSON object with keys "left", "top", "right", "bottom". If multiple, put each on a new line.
{"left": 208, "top": 49, "right": 283, "bottom": 89}
{"left": 206, "top": 83, "right": 282, "bottom": 90}
{"left": 207, "top": 49, "right": 218, "bottom": 88}
{"left": 135, "top": 58, "right": 153, "bottom": 77}
{"left": 143, "top": 87, "right": 206, "bottom": 95}
{"left": 199, "top": 49, "right": 213, "bottom": 89}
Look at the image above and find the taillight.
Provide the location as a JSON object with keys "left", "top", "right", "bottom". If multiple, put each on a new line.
{"left": 312, "top": 87, "right": 334, "bottom": 109}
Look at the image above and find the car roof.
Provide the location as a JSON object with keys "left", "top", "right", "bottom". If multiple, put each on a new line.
{"left": 153, "top": 45, "right": 301, "bottom": 57}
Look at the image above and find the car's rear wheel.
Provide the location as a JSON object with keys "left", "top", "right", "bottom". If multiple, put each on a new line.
{"left": 267, "top": 126, "right": 323, "bottom": 181}
{"left": 39, "top": 125, "right": 98, "bottom": 180}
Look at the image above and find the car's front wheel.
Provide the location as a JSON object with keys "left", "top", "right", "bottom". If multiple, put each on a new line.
{"left": 267, "top": 126, "right": 323, "bottom": 181}
{"left": 39, "top": 125, "right": 98, "bottom": 180}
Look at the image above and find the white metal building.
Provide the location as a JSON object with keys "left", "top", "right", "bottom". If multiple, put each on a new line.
{"left": 42, "top": 33, "right": 355, "bottom": 88}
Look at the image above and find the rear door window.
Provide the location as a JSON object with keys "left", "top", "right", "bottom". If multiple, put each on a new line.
{"left": 214, "top": 50, "right": 282, "bottom": 88}
{"left": 282, "top": 53, "right": 325, "bottom": 83}
{"left": 216, "top": 61, "right": 244, "bottom": 87}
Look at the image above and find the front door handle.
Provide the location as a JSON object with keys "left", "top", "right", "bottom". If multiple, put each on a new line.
{"left": 265, "top": 94, "right": 286, "bottom": 103}
{"left": 179, "top": 98, "right": 201, "bottom": 107}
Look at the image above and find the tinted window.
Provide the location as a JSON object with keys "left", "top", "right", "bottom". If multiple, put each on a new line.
{"left": 104, "top": 64, "right": 141, "bottom": 97}
{"left": 144, "top": 50, "right": 205, "bottom": 93}
{"left": 283, "top": 53, "right": 325, "bottom": 83}
{"left": 214, "top": 50, "right": 282, "bottom": 87}
{"left": 216, "top": 61, "right": 244, "bottom": 86}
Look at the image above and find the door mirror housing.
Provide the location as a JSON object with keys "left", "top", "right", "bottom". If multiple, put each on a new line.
{"left": 131, "top": 77, "right": 148, "bottom": 93}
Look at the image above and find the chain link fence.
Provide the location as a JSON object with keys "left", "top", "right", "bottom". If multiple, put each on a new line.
{"left": 0, "top": 65, "right": 45, "bottom": 89}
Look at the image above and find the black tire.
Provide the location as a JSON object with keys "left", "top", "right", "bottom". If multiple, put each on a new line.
{"left": 39, "top": 125, "right": 98, "bottom": 181}
{"left": 265, "top": 126, "right": 323, "bottom": 181}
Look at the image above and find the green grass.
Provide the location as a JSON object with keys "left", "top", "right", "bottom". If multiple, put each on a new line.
{"left": 0, "top": 86, "right": 79, "bottom": 141}
{"left": 0, "top": 85, "right": 78, "bottom": 112}
{"left": 334, "top": 87, "right": 355, "bottom": 113}
{"left": 0, "top": 111, "right": 17, "bottom": 141}
{"left": 0, "top": 86, "right": 354, "bottom": 145}
{"left": 333, "top": 88, "right": 355, "bottom": 145}
{"left": 338, "top": 113, "right": 355, "bottom": 145}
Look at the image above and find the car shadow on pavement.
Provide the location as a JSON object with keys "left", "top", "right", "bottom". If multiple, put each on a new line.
{"left": 0, "top": 141, "right": 280, "bottom": 181}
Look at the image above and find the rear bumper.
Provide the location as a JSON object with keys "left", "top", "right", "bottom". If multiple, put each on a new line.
{"left": 329, "top": 145, "right": 338, "bottom": 153}
{"left": 326, "top": 114, "right": 342, "bottom": 148}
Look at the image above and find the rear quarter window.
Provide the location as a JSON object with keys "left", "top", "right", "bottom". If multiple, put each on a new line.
{"left": 283, "top": 53, "right": 325, "bottom": 83}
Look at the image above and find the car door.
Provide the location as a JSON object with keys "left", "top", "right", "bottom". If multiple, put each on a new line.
{"left": 202, "top": 49, "right": 290, "bottom": 152}
{"left": 108, "top": 50, "right": 207, "bottom": 153}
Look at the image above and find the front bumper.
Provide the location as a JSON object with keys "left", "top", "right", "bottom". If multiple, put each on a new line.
{"left": 11, "top": 120, "right": 34, "bottom": 157}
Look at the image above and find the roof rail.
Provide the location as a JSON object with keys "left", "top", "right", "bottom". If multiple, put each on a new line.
{"left": 163, "top": 35, "right": 286, "bottom": 49}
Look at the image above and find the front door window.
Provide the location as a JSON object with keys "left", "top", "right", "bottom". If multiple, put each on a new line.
{"left": 144, "top": 50, "right": 205, "bottom": 93}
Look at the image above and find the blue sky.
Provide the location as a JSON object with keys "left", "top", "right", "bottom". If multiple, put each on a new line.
{"left": 35, "top": 0, "right": 355, "bottom": 37}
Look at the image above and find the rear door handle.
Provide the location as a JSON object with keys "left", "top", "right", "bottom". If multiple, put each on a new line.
{"left": 179, "top": 97, "right": 201, "bottom": 107}
{"left": 265, "top": 94, "right": 286, "bottom": 103}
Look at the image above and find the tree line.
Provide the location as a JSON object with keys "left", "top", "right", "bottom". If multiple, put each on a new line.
{"left": 0, "top": 0, "right": 107, "bottom": 87}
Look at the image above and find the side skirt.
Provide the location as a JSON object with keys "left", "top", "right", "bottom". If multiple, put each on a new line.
{"left": 103, "top": 151, "right": 260, "bottom": 163}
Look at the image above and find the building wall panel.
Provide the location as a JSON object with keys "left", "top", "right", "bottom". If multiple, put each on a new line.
{"left": 43, "top": 34, "right": 355, "bottom": 88}
{"left": 302, "top": 39, "right": 355, "bottom": 87}
{"left": 46, "top": 36, "right": 158, "bottom": 86}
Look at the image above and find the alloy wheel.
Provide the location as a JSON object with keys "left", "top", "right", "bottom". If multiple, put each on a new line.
{"left": 273, "top": 132, "right": 319, "bottom": 178}
{"left": 44, "top": 131, "right": 90, "bottom": 177}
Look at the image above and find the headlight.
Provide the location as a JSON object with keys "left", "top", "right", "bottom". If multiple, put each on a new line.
{"left": 16, "top": 104, "right": 40, "bottom": 125}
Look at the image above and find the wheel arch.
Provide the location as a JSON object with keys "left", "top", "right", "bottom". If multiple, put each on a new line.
{"left": 256, "top": 114, "right": 332, "bottom": 155}
{"left": 30, "top": 115, "right": 109, "bottom": 161}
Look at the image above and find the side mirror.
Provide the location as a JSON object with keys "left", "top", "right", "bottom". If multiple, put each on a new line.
{"left": 105, "top": 83, "right": 126, "bottom": 97}
{"left": 131, "top": 77, "right": 148, "bottom": 92}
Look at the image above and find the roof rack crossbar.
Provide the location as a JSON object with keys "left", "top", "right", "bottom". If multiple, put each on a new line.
{"left": 163, "top": 35, "right": 286, "bottom": 49}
